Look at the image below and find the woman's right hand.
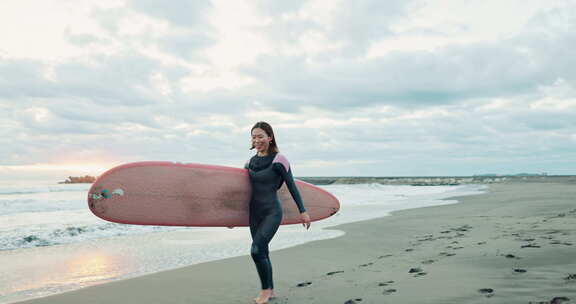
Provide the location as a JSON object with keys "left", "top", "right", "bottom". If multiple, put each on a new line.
{"left": 300, "top": 212, "right": 311, "bottom": 230}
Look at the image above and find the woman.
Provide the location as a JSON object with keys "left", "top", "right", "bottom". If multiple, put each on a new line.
{"left": 244, "top": 121, "right": 311, "bottom": 304}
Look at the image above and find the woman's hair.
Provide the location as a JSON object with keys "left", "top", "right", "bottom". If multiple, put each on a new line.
{"left": 250, "top": 121, "right": 279, "bottom": 153}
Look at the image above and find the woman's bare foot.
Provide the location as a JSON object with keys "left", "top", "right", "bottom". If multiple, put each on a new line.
{"left": 254, "top": 289, "right": 274, "bottom": 304}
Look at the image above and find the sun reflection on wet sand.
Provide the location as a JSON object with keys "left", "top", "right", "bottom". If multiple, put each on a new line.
{"left": 0, "top": 250, "right": 127, "bottom": 303}
{"left": 65, "top": 253, "right": 121, "bottom": 284}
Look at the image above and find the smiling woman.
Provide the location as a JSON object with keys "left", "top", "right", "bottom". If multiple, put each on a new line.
{"left": 244, "top": 121, "right": 311, "bottom": 304}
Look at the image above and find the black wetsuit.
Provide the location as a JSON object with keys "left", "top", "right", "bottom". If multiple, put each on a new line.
{"left": 245, "top": 152, "right": 306, "bottom": 290}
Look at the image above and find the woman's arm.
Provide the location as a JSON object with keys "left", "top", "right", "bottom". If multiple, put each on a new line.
{"left": 273, "top": 154, "right": 306, "bottom": 213}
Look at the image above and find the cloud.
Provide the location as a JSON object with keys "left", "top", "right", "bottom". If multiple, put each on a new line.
{"left": 127, "top": 0, "right": 213, "bottom": 28}
{"left": 255, "top": 0, "right": 309, "bottom": 16}
{"left": 1, "top": 0, "right": 575, "bottom": 175}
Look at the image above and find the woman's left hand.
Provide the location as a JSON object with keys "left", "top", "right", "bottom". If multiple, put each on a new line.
{"left": 300, "top": 212, "right": 311, "bottom": 230}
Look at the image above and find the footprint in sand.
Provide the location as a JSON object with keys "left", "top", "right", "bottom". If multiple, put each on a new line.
{"left": 422, "top": 259, "right": 436, "bottom": 264}
{"left": 521, "top": 244, "right": 541, "bottom": 248}
{"left": 452, "top": 225, "right": 472, "bottom": 232}
{"left": 359, "top": 262, "right": 373, "bottom": 267}
{"left": 409, "top": 267, "right": 427, "bottom": 277}
{"left": 326, "top": 271, "right": 345, "bottom": 276}
{"left": 296, "top": 281, "right": 312, "bottom": 287}
{"left": 478, "top": 288, "right": 494, "bottom": 298}
{"left": 513, "top": 269, "right": 527, "bottom": 273}
{"left": 344, "top": 298, "right": 363, "bottom": 304}
{"left": 378, "top": 280, "right": 395, "bottom": 286}
{"left": 382, "top": 289, "right": 397, "bottom": 295}
{"left": 549, "top": 296, "right": 570, "bottom": 304}
{"left": 545, "top": 230, "right": 562, "bottom": 235}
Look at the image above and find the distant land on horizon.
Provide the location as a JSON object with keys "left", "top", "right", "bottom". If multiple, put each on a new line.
{"left": 59, "top": 173, "right": 575, "bottom": 186}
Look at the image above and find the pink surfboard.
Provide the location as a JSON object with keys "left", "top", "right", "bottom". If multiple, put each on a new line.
{"left": 88, "top": 161, "right": 340, "bottom": 227}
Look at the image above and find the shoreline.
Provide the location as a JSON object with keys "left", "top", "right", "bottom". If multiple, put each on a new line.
{"left": 13, "top": 182, "right": 576, "bottom": 304}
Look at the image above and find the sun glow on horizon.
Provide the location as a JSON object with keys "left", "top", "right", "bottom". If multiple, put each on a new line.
{"left": 0, "top": 162, "right": 120, "bottom": 175}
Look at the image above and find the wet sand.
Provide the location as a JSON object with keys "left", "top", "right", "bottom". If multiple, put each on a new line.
{"left": 16, "top": 183, "right": 576, "bottom": 304}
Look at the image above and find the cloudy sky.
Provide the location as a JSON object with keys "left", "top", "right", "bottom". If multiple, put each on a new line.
{"left": 1, "top": 0, "right": 575, "bottom": 178}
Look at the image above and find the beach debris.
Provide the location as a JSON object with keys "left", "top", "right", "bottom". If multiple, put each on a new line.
{"left": 477, "top": 241, "right": 487, "bottom": 245}
{"left": 478, "top": 288, "right": 494, "bottom": 297}
{"left": 344, "top": 298, "right": 362, "bottom": 304}
{"left": 296, "top": 281, "right": 312, "bottom": 287}
{"left": 504, "top": 254, "right": 521, "bottom": 259}
{"left": 378, "top": 254, "right": 394, "bottom": 259}
{"left": 513, "top": 268, "right": 527, "bottom": 273}
{"left": 405, "top": 248, "right": 414, "bottom": 252}
{"left": 564, "top": 274, "right": 576, "bottom": 281}
{"left": 326, "top": 271, "right": 344, "bottom": 276}
{"left": 382, "top": 289, "right": 397, "bottom": 295}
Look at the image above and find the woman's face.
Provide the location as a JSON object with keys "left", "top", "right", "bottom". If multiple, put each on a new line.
{"left": 251, "top": 128, "right": 272, "bottom": 154}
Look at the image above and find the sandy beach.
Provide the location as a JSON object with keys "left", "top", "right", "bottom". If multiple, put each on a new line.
{"left": 15, "top": 182, "right": 576, "bottom": 304}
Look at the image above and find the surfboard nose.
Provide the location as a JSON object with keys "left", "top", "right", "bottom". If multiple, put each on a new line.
{"left": 88, "top": 185, "right": 125, "bottom": 216}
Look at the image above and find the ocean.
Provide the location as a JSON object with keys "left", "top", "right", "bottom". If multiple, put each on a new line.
{"left": 0, "top": 179, "right": 485, "bottom": 303}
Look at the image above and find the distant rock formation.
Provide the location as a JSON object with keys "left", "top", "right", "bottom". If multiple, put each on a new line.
{"left": 58, "top": 175, "right": 97, "bottom": 184}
